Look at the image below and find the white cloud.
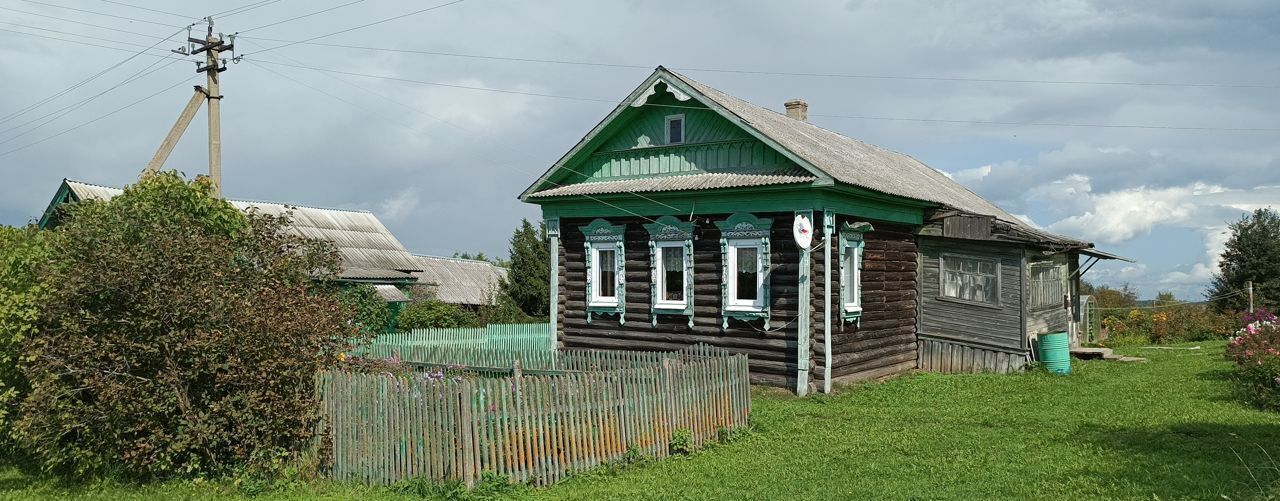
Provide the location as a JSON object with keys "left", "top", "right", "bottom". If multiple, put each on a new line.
{"left": 376, "top": 189, "right": 420, "bottom": 223}
{"left": 1047, "top": 182, "right": 1228, "bottom": 244}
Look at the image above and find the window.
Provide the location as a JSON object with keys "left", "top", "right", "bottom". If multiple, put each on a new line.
{"left": 727, "top": 239, "right": 766, "bottom": 310}
{"left": 590, "top": 243, "right": 620, "bottom": 307}
{"left": 842, "top": 238, "right": 862, "bottom": 313}
{"left": 665, "top": 114, "right": 684, "bottom": 144}
{"left": 940, "top": 255, "right": 1000, "bottom": 305}
{"left": 1029, "top": 262, "right": 1065, "bottom": 309}
{"left": 655, "top": 242, "right": 688, "bottom": 308}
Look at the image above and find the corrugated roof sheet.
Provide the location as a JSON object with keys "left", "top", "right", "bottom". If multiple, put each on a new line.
{"left": 63, "top": 180, "right": 421, "bottom": 281}
{"left": 373, "top": 284, "right": 409, "bottom": 302}
{"left": 661, "top": 69, "right": 1021, "bottom": 222}
{"left": 528, "top": 172, "right": 816, "bottom": 198}
{"left": 410, "top": 255, "right": 508, "bottom": 306}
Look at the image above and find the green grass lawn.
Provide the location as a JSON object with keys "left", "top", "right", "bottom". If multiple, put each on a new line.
{"left": 3, "top": 341, "right": 1278, "bottom": 500}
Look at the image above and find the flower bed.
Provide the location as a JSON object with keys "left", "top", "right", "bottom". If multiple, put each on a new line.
{"left": 1225, "top": 309, "right": 1280, "bottom": 410}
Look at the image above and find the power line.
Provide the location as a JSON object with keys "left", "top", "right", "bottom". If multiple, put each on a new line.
{"left": 241, "top": 0, "right": 468, "bottom": 56}
{"left": 245, "top": 58, "right": 1280, "bottom": 133}
{"left": 0, "top": 6, "right": 173, "bottom": 39}
{"left": 233, "top": 35, "right": 1280, "bottom": 90}
{"left": 0, "top": 24, "right": 189, "bottom": 128}
{"left": 97, "top": 0, "right": 195, "bottom": 21}
{"left": 212, "top": 0, "right": 282, "bottom": 20}
{"left": 238, "top": 0, "right": 364, "bottom": 34}
{"left": 0, "top": 24, "right": 178, "bottom": 55}
{"left": 17, "top": 0, "right": 180, "bottom": 28}
{"left": 0, "top": 74, "right": 197, "bottom": 158}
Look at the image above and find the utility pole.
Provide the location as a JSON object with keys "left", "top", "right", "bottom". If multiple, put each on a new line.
{"left": 142, "top": 18, "right": 232, "bottom": 197}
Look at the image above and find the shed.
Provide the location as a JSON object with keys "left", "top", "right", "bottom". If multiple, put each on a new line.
{"left": 409, "top": 255, "right": 509, "bottom": 307}
{"left": 40, "top": 179, "right": 423, "bottom": 285}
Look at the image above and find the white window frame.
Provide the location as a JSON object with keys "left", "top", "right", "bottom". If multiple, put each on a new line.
{"left": 589, "top": 242, "right": 622, "bottom": 308}
{"left": 726, "top": 238, "right": 766, "bottom": 311}
{"left": 842, "top": 238, "right": 862, "bottom": 314}
{"left": 665, "top": 114, "right": 685, "bottom": 145}
{"left": 939, "top": 253, "right": 1001, "bottom": 306}
{"left": 654, "top": 241, "right": 690, "bottom": 310}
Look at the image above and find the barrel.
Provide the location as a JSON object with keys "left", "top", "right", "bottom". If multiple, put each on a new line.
{"left": 1037, "top": 331, "right": 1071, "bottom": 375}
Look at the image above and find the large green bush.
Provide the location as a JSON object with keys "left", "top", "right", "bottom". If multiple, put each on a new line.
{"left": 0, "top": 226, "right": 51, "bottom": 444}
{"left": 397, "top": 299, "right": 480, "bottom": 330}
{"left": 14, "top": 172, "right": 363, "bottom": 478}
{"left": 337, "top": 284, "right": 393, "bottom": 333}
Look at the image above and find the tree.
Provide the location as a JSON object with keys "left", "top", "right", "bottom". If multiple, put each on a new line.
{"left": 1093, "top": 283, "right": 1138, "bottom": 310}
{"left": 398, "top": 300, "right": 480, "bottom": 329}
{"left": 1154, "top": 291, "right": 1178, "bottom": 306}
{"left": 14, "top": 172, "right": 362, "bottom": 478}
{"left": 501, "top": 219, "right": 549, "bottom": 318}
{"left": 1209, "top": 208, "right": 1280, "bottom": 313}
{"left": 337, "top": 284, "right": 392, "bottom": 333}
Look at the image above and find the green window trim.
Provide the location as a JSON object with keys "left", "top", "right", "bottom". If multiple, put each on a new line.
{"left": 838, "top": 221, "right": 875, "bottom": 325}
{"left": 580, "top": 218, "right": 627, "bottom": 325}
{"left": 644, "top": 216, "right": 695, "bottom": 327}
{"left": 715, "top": 213, "right": 773, "bottom": 329}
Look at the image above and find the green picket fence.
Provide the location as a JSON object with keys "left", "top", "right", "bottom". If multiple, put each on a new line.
{"left": 318, "top": 344, "right": 751, "bottom": 487}
{"left": 360, "top": 324, "right": 553, "bottom": 354}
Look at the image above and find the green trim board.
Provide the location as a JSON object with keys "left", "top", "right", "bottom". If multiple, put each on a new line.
{"left": 537, "top": 184, "right": 929, "bottom": 226}
{"left": 643, "top": 216, "right": 695, "bottom": 327}
{"left": 821, "top": 209, "right": 835, "bottom": 393}
{"left": 38, "top": 181, "right": 79, "bottom": 229}
{"left": 579, "top": 219, "right": 627, "bottom": 324}
{"left": 838, "top": 221, "right": 875, "bottom": 325}
{"left": 715, "top": 213, "right": 773, "bottom": 329}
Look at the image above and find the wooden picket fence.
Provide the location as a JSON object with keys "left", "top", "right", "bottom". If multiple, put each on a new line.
{"left": 317, "top": 344, "right": 751, "bottom": 487}
{"left": 358, "top": 323, "right": 553, "bottom": 354}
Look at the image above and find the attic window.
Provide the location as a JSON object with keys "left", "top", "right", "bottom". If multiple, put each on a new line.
{"left": 665, "top": 114, "right": 684, "bottom": 144}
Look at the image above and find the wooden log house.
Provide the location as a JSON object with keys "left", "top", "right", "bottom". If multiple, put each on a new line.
{"left": 520, "top": 67, "right": 1127, "bottom": 394}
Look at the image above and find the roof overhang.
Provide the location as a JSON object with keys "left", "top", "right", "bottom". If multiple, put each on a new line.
{"left": 1079, "top": 248, "right": 1135, "bottom": 263}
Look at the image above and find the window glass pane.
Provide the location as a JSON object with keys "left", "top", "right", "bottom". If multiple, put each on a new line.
{"left": 941, "top": 255, "right": 998, "bottom": 304}
{"left": 598, "top": 249, "right": 616, "bottom": 298}
{"left": 735, "top": 246, "right": 758, "bottom": 301}
{"left": 668, "top": 118, "right": 683, "bottom": 143}
{"left": 845, "top": 247, "right": 857, "bottom": 298}
{"left": 662, "top": 247, "right": 684, "bottom": 301}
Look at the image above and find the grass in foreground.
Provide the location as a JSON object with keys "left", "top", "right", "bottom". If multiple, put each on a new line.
{"left": 1, "top": 342, "right": 1277, "bottom": 500}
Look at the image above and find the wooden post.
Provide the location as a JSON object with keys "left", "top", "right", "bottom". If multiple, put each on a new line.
{"left": 205, "top": 32, "right": 222, "bottom": 198}
{"left": 822, "top": 209, "right": 834, "bottom": 394}
{"left": 1247, "top": 280, "right": 1254, "bottom": 313}
{"left": 795, "top": 210, "right": 812, "bottom": 396}
{"left": 546, "top": 218, "right": 561, "bottom": 350}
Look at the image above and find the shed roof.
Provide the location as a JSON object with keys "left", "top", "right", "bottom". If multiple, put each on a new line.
{"left": 56, "top": 179, "right": 422, "bottom": 281}
{"left": 410, "top": 255, "right": 508, "bottom": 306}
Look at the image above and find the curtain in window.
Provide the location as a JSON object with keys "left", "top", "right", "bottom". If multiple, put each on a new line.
{"left": 598, "top": 249, "right": 616, "bottom": 298}
{"left": 662, "top": 247, "right": 684, "bottom": 301}
{"left": 736, "top": 247, "right": 759, "bottom": 301}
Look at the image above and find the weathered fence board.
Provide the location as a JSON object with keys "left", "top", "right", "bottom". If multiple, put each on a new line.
{"left": 360, "top": 324, "right": 553, "bottom": 354}
{"left": 320, "top": 345, "right": 750, "bottom": 487}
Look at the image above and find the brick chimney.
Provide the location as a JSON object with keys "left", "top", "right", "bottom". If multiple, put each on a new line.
{"left": 784, "top": 99, "right": 808, "bottom": 121}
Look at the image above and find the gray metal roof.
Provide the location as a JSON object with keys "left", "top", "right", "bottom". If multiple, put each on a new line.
{"left": 661, "top": 68, "right": 1020, "bottom": 222}
{"left": 410, "top": 255, "right": 508, "bottom": 306}
{"left": 528, "top": 172, "right": 816, "bottom": 198}
{"left": 373, "top": 284, "right": 410, "bottom": 302}
{"left": 62, "top": 180, "right": 422, "bottom": 281}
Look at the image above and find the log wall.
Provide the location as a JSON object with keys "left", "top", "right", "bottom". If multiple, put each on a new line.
{"left": 811, "top": 220, "right": 919, "bottom": 389}
{"left": 556, "top": 213, "right": 803, "bottom": 388}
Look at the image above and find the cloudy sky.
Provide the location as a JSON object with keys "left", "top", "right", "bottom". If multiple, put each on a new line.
{"left": 1, "top": 0, "right": 1277, "bottom": 299}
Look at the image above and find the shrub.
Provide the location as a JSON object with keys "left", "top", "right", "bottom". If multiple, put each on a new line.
{"left": 398, "top": 299, "right": 480, "bottom": 330}
{"left": 1225, "top": 309, "right": 1280, "bottom": 410}
{"left": 0, "top": 226, "right": 51, "bottom": 449}
{"left": 337, "top": 284, "right": 393, "bottom": 334}
{"left": 1100, "top": 305, "right": 1235, "bottom": 347}
{"left": 14, "top": 172, "right": 365, "bottom": 479}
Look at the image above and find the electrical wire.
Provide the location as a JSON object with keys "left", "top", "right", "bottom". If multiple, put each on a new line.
{"left": 0, "top": 24, "right": 189, "bottom": 129}
{"left": 0, "top": 74, "right": 197, "bottom": 158}
{"left": 212, "top": 0, "right": 282, "bottom": 20}
{"left": 244, "top": 58, "right": 1280, "bottom": 133}
{"left": 237, "top": 0, "right": 364, "bottom": 34}
{"left": 1092, "top": 289, "right": 1247, "bottom": 310}
{"left": 0, "top": 24, "right": 178, "bottom": 54}
{"left": 240, "top": 0, "right": 468, "bottom": 56}
{"left": 0, "top": 6, "right": 172, "bottom": 39}
{"left": 97, "top": 0, "right": 195, "bottom": 21}
{"left": 232, "top": 35, "right": 1280, "bottom": 90}
{"left": 17, "top": 0, "right": 180, "bottom": 28}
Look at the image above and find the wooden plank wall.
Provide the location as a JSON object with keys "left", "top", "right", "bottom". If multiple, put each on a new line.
{"left": 916, "top": 336, "right": 1028, "bottom": 374}
{"left": 319, "top": 346, "right": 751, "bottom": 487}
{"left": 363, "top": 324, "right": 555, "bottom": 353}
{"left": 917, "top": 237, "right": 1026, "bottom": 351}
{"left": 557, "top": 213, "right": 802, "bottom": 388}
{"left": 811, "top": 222, "right": 919, "bottom": 389}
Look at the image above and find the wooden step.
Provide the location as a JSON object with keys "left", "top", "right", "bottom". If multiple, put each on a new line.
{"left": 1071, "top": 347, "right": 1113, "bottom": 360}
